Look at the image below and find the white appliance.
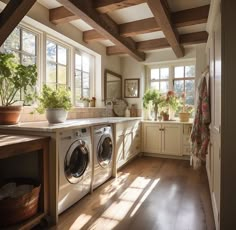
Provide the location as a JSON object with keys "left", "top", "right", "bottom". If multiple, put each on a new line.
{"left": 93, "top": 125, "right": 113, "bottom": 190}
{"left": 58, "top": 127, "right": 92, "bottom": 214}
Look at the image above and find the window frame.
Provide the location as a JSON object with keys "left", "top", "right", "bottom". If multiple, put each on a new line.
{"left": 45, "top": 38, "right": 69, "bottom": 89}
{"left": 74, "top": 49, "right": 95, "bottom": 106}
{"left": 148, "top": 61, "right": 196, "bottom": 104}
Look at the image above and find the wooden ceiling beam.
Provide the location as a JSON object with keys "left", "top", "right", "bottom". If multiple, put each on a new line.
{"left": 49, "top": 6, "right": 79, "bottom": 24}
{"left": 146, "top": 0, "right": 184, "bottom": 57}
{"left": 0, "top": 0, "right": 36, "bottom": 47}
{"left": 50, "top": 0, "right": 145, "bottom": 24}
{"left": 83, "top": 5, "right": 210, "bottom": 42}
{"left": 95, "top": 0, "right": 146, "bottom": 13}
{"left": 107, "top": 31, "right": 208, "bottom": 54}
{"left": 58, "top": 0, "right": 145, "bottom": 61}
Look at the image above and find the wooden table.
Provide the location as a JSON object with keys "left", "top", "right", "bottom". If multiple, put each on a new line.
{"left": 0, "top": 134, "right": 50, "bottom": 230}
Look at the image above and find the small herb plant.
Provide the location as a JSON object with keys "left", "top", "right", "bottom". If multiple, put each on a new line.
{"left": 80, "top": 96, "right": 90, "bottom": 102}
{"left": 0, "top": 52, "right": 37, "bottom": 106}
{"left": 36, "top": 85, "right": 72, "bottom": 114}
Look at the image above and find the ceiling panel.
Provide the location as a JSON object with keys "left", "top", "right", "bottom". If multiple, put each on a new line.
{"left": 107, "top": 3, "right": 153, "bottom": 24}
{"left": 132, "top": 31, "right": 165, "bottom": 42}
{"left": 38, "top": 0, "right": 62, "bottom": 9}
{"left": 70, "top": 19, "right": 93, "bottom": 31}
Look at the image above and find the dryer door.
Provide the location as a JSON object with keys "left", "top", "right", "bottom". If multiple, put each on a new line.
{"left": 97, "top": 134, "right": 113, "bottom": 168}
{"left": 65, "top": 139, "right": 89, "bottom": 184}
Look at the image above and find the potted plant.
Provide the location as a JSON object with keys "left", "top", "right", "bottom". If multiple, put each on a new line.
{"left": 36, "top": 85, "right": 72, "bottom": 123}
{"left": 79, "top": 97, "right": 90, "bottom": 107}
{"left": 0, "top": 53, "right": 37, "bottom": 125}
{"left": 179, "top": 92, "right": 194, "bottom": 122}
{"left": 143, "top": 89, "right": 164, "bottom": 121}
{"left": 160, "top": 91, "right": 181, "bottom": 120}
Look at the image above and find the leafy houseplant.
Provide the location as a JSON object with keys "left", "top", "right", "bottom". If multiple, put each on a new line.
{"left": 143, "top": 89, "right": 164, "bottom": 121}
{"left": 36, "top": 85, "right": 72, "bottom": 123}
{"left": 0, "top": 53, "right": 37, "bottom": 124}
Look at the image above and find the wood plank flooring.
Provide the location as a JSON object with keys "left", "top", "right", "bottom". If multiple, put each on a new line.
{"left": 50, "top": 157, "right": 215, "bottom": 230}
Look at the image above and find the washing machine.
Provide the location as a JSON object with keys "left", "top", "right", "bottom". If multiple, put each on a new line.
{"left": 58, "top": 127, "right": 92, "bottom": 214}
{"left": 93, "top": 125, "right": 113, "bottom": 190}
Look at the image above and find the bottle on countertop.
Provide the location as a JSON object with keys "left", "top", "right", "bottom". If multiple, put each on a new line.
{"left": 125, "top": 107, "right": 130, "bottom": 117}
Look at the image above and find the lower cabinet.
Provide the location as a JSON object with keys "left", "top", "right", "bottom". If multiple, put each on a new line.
{"left": 142, "top": 121, "right": 192, "bottom": 156}
{"left": 115, "top": 120, "right": 141, "bottom": 169}
{"left": 142, "top": 122, "right": 181, "bottom": 156}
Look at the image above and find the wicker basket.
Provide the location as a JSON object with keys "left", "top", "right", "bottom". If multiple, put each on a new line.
{"left": 0, "top": 179, "right": 41, "bottom": 227}
{"left": 179, "top": 112, "right": 190, "bottom": 122}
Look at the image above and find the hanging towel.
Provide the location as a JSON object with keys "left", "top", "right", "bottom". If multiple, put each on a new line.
{"left": 190, "top": 74, "right": 211, "bottom": 169}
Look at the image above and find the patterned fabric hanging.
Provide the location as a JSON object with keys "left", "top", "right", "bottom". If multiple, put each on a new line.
{"left": 190, "top": 70, "right": 211, "bottom": 169}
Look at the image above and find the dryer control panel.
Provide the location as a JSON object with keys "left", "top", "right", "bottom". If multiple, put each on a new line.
{"left": 74, "top": 127, "right": 90, "bottom": 138}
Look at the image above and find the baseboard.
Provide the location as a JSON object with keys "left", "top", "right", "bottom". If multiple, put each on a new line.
{"left": 142, "top": 152, "right": 190, "bottom": 161}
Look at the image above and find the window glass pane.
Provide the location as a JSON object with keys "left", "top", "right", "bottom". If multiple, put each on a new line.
{"left": 174, "top": 66, "right": 184, "bottom": 78}
{"left": 58, "top": 45, "right": 67, "bottom": 65}
{"left": 185, "top": 65, "right": 195, "bottom": 78}
{"left": 46, "top": 83, "right": 57, "bottom": 90}
{"left": 75, "top": 88, "right": 81, "bottom": 102}
{"left": 160, "top": 68, "right": 169, "bottom": 79}
{"left": 22, "top": 30, "right": 36, "bottom": 55}
{"left": 82, "top": 55, "right": 89, "bottom": 72}
{"left": 46, "top": 41, "right": 56, "bottom": 62}
{"left": 186, "top": 93, "right": 194, "bottom": 106}
{"left": 58, "top": 65, "right": 67, "bottom": 84}
{"left": 22, "top": 55, "right": 36, "bottom": 66}
{"left": 4, "top": 27, "right": 20, "bottom": 50}
{"left": 46, "top": 62, "right": 56, "bottom": 83}
{"left": 75, "top": 53, "right": 82, "bottom": 70}
{"left": 160, "top": 81, "right": 169, "bottom": 93}
{"left": 75, "top": 70, "right": 82, "bottom": 88}
{"left": 83, "top": 72, "right": 89, "bottom": 88}
{"left": 151, "top": 69, "right": 159, "bottom": 80}
{"left": 150, "top": 81, "right": 159, "bottom": 90}
{"left": 83, "top": 89, "right": 89, "bottom": 97}
{"left": 174, "top": 80, "right": 184, "bottom": 95}
{"left": 185, "top": 80, "right": 195, "bottom": 94}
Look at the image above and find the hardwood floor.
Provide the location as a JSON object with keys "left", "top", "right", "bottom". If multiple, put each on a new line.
{"left": 50, "top": 157, "right": 215, "bottom": 230}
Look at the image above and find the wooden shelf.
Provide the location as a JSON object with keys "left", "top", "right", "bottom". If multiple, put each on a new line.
{"left": 0, "top": 134, "right": 50, "bottom": 230}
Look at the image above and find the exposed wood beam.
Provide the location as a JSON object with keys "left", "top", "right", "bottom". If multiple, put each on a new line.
{"left": 0, "top": 0, "right": 36, "bottom": 47}
{"left": 83, "top": 5, "right": 210, "bottom": 42}
{"left": 107, "top": 31, "right": 208, "bottom": 54}
{"left": 146, "top": 0, "right": 184, "bottom": 57}
{"left": 95, "top": 0, "right": 146, "bottom": 13}
{"left": 58, "top": 0, "right": 145, "bottom": 61}
{"left": 49, "top": 6, "right": 79, "bottom": 24}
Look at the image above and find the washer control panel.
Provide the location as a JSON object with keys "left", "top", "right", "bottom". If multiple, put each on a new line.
{"left": 74, "top": 127, "right": 90, "bottom": 138}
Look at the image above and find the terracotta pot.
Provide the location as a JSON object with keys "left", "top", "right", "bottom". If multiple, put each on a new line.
{"left": 162, "top": 114, "right": 169, "bottom": 121}
{"left": 0, "top": 106, "right": 22, "bottom": 125}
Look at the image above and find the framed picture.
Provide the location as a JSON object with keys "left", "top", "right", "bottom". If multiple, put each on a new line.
{"left": 124, "top": 78, "right": 140, "bottom": 98}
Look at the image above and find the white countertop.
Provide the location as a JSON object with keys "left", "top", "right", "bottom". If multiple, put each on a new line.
{"left": 0, "top": 117, "right": 142, "bottom": 132}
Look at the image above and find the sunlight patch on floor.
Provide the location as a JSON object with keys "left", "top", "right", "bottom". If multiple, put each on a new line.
{"left": 88, "top": 176, "right": 160, "bottom": 229}
{"left": 70, "top": 214, "right": 92, "bottom": 230}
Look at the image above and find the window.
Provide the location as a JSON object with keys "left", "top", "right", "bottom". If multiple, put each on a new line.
{"left": 2, "top": 26, "right": 37, "bottom": 102}
{"left": 150, "top": 67, "right": 169, "bottom": 93}
{"left": 74, "top": 51, "right": 94, "bottom": 105}
{"left": 173, "top": 65, "right": 195, "bottom": 106}
{"left": 46, "top": 40, "right": 68, "bottom": 88}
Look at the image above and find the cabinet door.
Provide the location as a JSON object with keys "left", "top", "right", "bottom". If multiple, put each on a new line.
{"left": 132, "top": 129, "right": 141, "bottom": 157}
{"left": 124, "top": 132, "right": 133, "bottom": 160}
{"left": 116, "top": 135, "right": 124, "bottom": 168}
{"left": 162, "top": 124, "right": 181, "bottom": 155}
{"left": 143, "top": 123, "right": 161, "bottom": 154}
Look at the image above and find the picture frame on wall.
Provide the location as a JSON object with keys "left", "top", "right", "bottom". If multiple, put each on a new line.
{"left": 124, "top": 78, "right": 140, "bottom": 98}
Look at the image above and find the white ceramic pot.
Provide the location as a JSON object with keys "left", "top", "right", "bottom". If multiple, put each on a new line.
{"left": 46, "top": 108, "right": 68, "bottom": 123}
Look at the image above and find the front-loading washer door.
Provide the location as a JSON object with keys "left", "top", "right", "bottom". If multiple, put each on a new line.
{"left": 64, "top": 139, "right": 89, "bottom": 184}
{"left": 97, "top": 134, "right": 113, "bottom": 168}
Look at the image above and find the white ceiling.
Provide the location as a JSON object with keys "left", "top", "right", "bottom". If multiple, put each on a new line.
{"left": 38, "top": 0, "right": 210, "bottom": 49}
